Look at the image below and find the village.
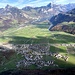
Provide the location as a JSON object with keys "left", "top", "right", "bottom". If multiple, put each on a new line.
{"left": 14, "top": 44, "right": 56, "bottom": 68}
{"left": 0, "top": 43, "right": 75, "bottom": 69}
{"left": 12, "top": 44, "right": 73, "bottom": 68}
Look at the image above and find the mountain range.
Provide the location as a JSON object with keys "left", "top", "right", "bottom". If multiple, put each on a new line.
{"left": 0, "top": 3, "right": 75, "bottom": 30}
{"left": 49, "top": 8, "right": 75, "bottom": 34}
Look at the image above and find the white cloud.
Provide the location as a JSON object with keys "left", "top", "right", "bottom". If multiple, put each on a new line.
{"left": 55, "top": 0, "right": 75, "bottom": 4}
{"left": 55, "top": 0, "right": 66, "bottom": 4}
{"left": 21, "top": 0, "right": 51, "bottom": 7}
{"left": 0, "top": 0, "right": 75, "bottom": 8}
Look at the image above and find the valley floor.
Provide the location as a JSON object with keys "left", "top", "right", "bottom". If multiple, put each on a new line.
{"left": 0, "top": 23, "right": 75, "bottom": 72}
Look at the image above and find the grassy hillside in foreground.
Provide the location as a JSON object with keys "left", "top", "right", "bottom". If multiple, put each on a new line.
{"left": 0, "top": 24, "right": 75, "bottom": 44}
{"left": 0, "top": 45, "right": 75, "bottom": 72}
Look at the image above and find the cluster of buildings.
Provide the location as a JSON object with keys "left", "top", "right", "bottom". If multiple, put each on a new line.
{"left": 53, "top": 53, "right": 69, "bottom": 61}
{"left": 0, "top": 43, "right": 74, "bottom": 69}
{"left": 13, "top": 44, "right": 58, "bottom": 68}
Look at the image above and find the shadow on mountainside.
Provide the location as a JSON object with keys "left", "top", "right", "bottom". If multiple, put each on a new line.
{"left": 9, "top": 34, "right": 75, "bottom": 44}
{"left": 0, "top": 33, "right": 75, "bottom": 44}
{"left": 50, "top": 34, "right": 75, "bottom": 43}
{"left": 49, "top": 45, "right": 67, "bottom": 53}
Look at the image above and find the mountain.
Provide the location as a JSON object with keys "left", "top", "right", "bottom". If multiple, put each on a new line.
{"left": 22, "top": 3, "right": 75, "bottom": 24}
{"left": 0, "top": 5, "right": 31, "bottom": 24}
{"left": 50, "top": 8, "right": 75, "bottom": 25}
{"left": 50, "top": 13, "right": 75, "bottom": 25}
{"left": 22, "top": 3, "right": 52, "bottom": 23}
{"left": 67, "top": 8, "right": 75, "bottom": 14}
{"left": 64, "top": 3, "right": 75, "bottom": 11}
{"left": 49, "top": 8, "right": 75, "bottom": 34}
{"left": 0, "top": 3, "right": 75, "bottom": 31}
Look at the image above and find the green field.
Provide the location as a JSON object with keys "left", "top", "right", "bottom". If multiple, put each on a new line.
{"left": 0, "top": 24, "right": 75, "bottom": 44}
{"left": 0, "top": 23, "right": 75, "bottom": 72}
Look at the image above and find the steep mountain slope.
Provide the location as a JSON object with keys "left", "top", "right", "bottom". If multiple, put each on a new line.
{"left": 50, "top": 13, "right": 75, "bottom": 25}
{"left": 0, "top": 5, "right": 30, "bottom": 24}
{"left": 49, "top": 8, "right": 75, "bottom": 34}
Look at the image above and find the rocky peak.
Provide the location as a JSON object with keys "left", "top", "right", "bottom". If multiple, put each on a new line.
{"left": 47, "top": 3, "right": 51, "bottom": 8}
{"left": 22, "top": 6, "right": 33, "bottom": 11}
{"left": 5, "top": 4, "right": 12, "bottom": 9}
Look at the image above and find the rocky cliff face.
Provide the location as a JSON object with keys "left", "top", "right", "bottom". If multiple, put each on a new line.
{"left": 49, "top": 8, "right": 75, "bottom": 34}
{"left": 0, "top": 3, "right": 75, "bottom": 26}
{"left": 50, "top": 13, "right": 75, "bottom": 25}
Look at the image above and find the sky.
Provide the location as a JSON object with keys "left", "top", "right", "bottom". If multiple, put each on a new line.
{"left": 0, "top": 0, "right": 75, "bottom": 8}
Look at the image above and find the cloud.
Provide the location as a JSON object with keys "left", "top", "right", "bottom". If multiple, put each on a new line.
{"left": 0, "top": 0, "right": 75, "bottom": 8}
{"left": 20, "top": 0, "right": 51, "bottom": 8}
{"left": 55, "top": 0, "right": 75, "bottom": 4}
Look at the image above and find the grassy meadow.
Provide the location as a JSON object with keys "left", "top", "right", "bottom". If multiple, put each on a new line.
{"left": 0, "top": 23, "right": 75, "bottom": 44}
